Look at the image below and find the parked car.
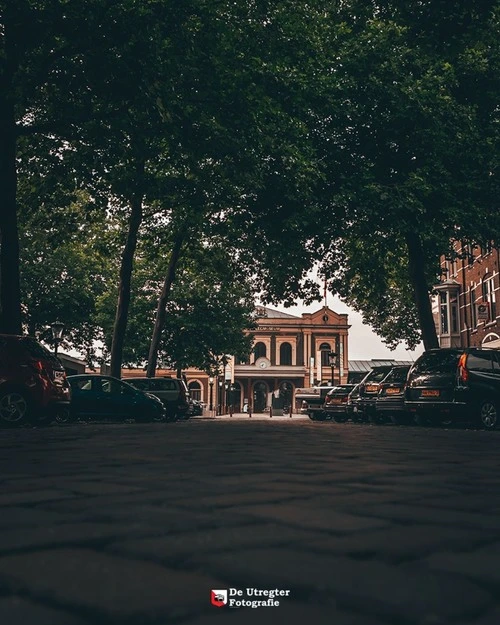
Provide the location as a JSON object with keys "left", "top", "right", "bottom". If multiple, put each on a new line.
{"left": 296, "top": 384, "right": 336, "bottom": 420}
{"left": 125, "top": 376, "right": 190, "bottom": 422}
{"left": 405, "top": 348, "right": 500, "bottom": 428}
{"left": 68, "top": 375, "right": 166, "bottom": 422}
{"left": 375, "top": 365, "right": 412, "bottom": 425}
{"left": 323, "top": 384, "right": 357, "bottom": 422}
{"left": 348, "top": 366, "right": 395, "bottom": 422}
{"left": 187, "top": 398, "right": 204, "bottom": 417}
{"left": 0, "top": 334, "right": 71, "bottom": 427}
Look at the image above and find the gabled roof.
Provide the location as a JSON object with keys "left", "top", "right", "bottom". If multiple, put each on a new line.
{"left": 255, "top": 306, "right": 300, "bottom": 319}
{"left": 348, "top": 359, "right": 414, "bottom": 373}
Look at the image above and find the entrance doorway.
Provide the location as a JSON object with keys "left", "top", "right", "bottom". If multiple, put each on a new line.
{"left": 229, "top": 383, "right": 242, "bottom": 412}
{"left": 253, "top": 382, "right": 269, "bottom": 412}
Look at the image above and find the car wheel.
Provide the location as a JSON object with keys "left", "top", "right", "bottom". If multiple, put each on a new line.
{"left": 333, "top": 414, "right": 349, "bottom": 423}
{"left": 390, "top": 413, "right": 413, "bottom": 425}
{"left": 479, "top": 399, "right": 498, "bottom": 430}
{"left": 0, "top": 390, "right": 31, "bottom": 427}
{"left": 54, "top": 406, "right": 74, "bottom": 424}
{"left": 414, "top": 413, "right": 435, "bottom": 427}
{"left": 152, "top": 411, "right": 167, "bottom": 423}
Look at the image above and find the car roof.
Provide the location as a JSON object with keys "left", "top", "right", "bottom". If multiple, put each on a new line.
{"left": 67, "top": 374, "right": 120, "bottom": 380}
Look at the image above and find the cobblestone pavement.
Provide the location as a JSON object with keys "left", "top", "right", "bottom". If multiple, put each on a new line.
{"left": 0, "top": 416, "right": 499, "bottom": 625}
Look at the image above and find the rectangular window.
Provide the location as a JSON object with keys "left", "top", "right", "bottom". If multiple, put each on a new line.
{"left": 450, "top": 294, "right": 459, "bottom": 333}
{"left": 484, "top": 278, "right": 497, "bottom": 321}
{"left": 470, "top": 288, "right": 477, "bottom": 327}
{"left": 440, "top": 292, "right": 449, "bottom": 334}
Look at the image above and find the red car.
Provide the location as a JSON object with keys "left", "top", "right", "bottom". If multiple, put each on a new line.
{"left": 0, "top": 334, "right": 71, "bottom": 427}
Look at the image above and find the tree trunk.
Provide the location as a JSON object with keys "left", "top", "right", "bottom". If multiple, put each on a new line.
{"left": 405, "top": 231, "right": 439, "bottom": 350}
{"left": 0, "top": 96, "right": 22, "bottom": 334}
{"left": 146, "top": 231, "right": 185, "bottom": 377}
{"left": 109, "top": 160, "right": 145, "bottom": 378}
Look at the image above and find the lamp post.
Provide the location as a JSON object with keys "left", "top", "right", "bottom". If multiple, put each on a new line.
{"left": 218, "top": 378, "right": 223, "bottom": 415}
{"left": 328, "top": 350, "right": 337, "bottom": 386}
{"left": 221, "top": 355, "right": 228, "bottom": 414}
{"left": 51, "top": 320, "right": 64, "bottom": 357}
{"left": 208, "top": 376, "right": 214, "bottom": 411}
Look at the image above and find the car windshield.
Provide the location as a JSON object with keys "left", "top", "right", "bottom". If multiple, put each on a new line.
{"left": 383, "top": 367, "right": 410, "bottom": 383}
{"left": 412, "top": 351, "right": 461, "bottom": 374}
{"left": 366, "top": 368, "right": 391, "bottom": 383}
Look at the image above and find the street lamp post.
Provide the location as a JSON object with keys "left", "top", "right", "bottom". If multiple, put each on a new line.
{"left": 328, "top": 350, "right": 337, "bottom": 386}
{"left": 51, "top": 320, "right": 64, "bottom": 357}
{"left": 218, "top": 378, "right": 223, "bottom": 415}
{"left": 221, "top": 355, "right": 228, "bottom": 414}
{"left": 208, "top": 376, "right": 214, "bottom": 411}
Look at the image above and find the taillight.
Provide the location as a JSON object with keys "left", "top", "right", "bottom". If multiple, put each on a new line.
{"left": 458, "top": 353, "right": 468, "bottom": 383}
{"left": 341, "top": 396, "right": 348, "bottom": 403}
{"left": 325, "top": 395, "right": 331, "bottom": 404}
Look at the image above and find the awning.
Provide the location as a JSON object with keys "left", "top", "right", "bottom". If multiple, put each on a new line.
{"left": 482, "top": 338, "right": 500, "bottom": 349}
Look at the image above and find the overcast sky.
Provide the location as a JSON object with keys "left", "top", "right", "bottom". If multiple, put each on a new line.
{"left": 274, "top": 294, "right": 424, "bottom": 362}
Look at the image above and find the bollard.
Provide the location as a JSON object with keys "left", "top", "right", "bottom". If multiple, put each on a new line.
{"left": 269, "top": 406, "right": 273, "bottom": 418}
{"left": 289, "top": 404, "right": 293, "bottom": 418}
{"left": 229, "top": 404, "right": 233, "bottom": 417}
{"left": 249, "top": 405, "right": 252, "bottom": 418}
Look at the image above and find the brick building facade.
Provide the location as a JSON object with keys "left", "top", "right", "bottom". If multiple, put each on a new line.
{"left": 433, "top": 241, "right": 500, "bottom": 349}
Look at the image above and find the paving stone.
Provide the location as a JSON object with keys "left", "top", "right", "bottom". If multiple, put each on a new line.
{"left": 0, "top": 522, "right": 160, "bottom": 554}
{"left": 108, "top": 523, "right": 321, "bottom": 563}
{"left": 0, "top": 507, "right": 73, "bottom": 530}
{"left": 293, "top": 524, "right": 490, "bottom": 562}
{"left": 176, "top": 491, "right": 314, "bottom": 510}
{"left": 0, "top": 490, "right": 75, "bottom": 506}
{"left": 62, "top": 482, "right": 148, "bottom": 496}
{"left": 409, "top": 493, "right": 500, "bottom": 513}
{"left": 0, "top": 418, "right": 499, "bottom": 625}
{"left": 0, "top": 596, "right": 88, "bottom": 625}
{"left": 187, "top": 547, "right": 493, "bottom": 624}
{"left": 183, "top": 601, "right": 388, "bottom": 625}
{"left": 225, "top": 503, "right": 391, "bottom": 533}
{"left": 350, "top": 503, "right": 500, "bottom": 530}
{"left": 0, "top": 548, "right": 226, "bottom": 620}
{"left": 456, "top": 607, "right": 500, "bottom": 624}
{"left": 425, "top": 542, "right": 500, "bottom": 589}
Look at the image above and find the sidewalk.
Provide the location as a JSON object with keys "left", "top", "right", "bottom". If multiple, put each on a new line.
{"left": 0, "top": 419, "right": 498, "bottom": 625}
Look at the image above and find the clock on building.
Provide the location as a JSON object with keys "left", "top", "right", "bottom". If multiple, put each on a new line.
{"left": 255, "top": 357, "right": 271, "bottom": 369}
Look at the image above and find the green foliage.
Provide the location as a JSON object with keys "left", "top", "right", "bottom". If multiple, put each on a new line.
{"left": 96, "top": 236, "right": 256, "bottom": 370}
{"left": 314, "top": 0, "right": 500, "bottom": 348}
{"left": 18, "top": 190, "right": 116, "bottom": 360}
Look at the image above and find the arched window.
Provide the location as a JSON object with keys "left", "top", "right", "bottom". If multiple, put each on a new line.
{"left": 319, "top": 342, "right": 332, "bottom": 366}
{"left": 254, "top": 342, "right": 267, "bottom": 359}
{"left": 188, "top": 381, "right": 201, "bottom": 401}
{"left": 280, "top": 342, "right": 292, "bottom": 365}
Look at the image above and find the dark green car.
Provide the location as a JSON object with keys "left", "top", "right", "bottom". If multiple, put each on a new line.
{"left": 67, "top": 375, "right": 166, "bottom": 422}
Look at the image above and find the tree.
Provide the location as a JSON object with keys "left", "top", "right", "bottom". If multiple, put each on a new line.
{"left": 96, "top": 235, "right": 256, "bottom": 372}
{"left": 17, "top": 182, "right": 116, "bottom": 359}
{"left": 315, "top": 0, "right": 500, "bottom": 349}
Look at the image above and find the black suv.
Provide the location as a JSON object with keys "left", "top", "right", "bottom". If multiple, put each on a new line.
{"left": 405, "top": 348, "right": 500, "bottom": 428}
{"left": 125, "top": 377, "right": 190, "bottom": 421}
{"left": 375, "top": 365, "right": 411, "bottom": 425}
{"left": 348, "top": 365, "right": 394, "bottom": 422}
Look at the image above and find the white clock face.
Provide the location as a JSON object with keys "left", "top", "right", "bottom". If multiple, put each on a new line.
{"left": 255, "top": 357, "right": 271, "bottom": 369}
